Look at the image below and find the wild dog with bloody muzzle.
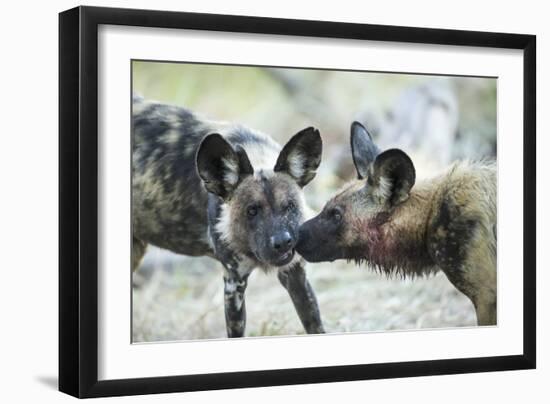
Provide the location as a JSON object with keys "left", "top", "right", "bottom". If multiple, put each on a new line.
{"left": 296, "top": 122, "right": 496, "bottom": 326}
{"left": 132, "top": 95, "right": 325, "bottom": 337}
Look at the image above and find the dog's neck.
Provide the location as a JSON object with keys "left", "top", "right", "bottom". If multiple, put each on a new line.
{"left": 356, "top": 181, "right": 439, "bottom": 277}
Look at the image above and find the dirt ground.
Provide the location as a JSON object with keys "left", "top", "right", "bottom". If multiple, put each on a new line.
{"left": 132, "top": 247, "right": 476, "bottom": 342}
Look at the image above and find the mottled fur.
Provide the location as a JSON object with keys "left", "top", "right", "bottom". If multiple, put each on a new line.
{"left": 297, "top": 122, "right": 497, "bottom": 326}
{"left": 132, "top": 95, "right": 324, "bottom": 337}
{"left": 132, "top": 95, "right": 280, "bottom": 257}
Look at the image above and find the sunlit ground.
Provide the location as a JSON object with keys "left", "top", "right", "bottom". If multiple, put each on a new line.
{"left": 132, "top": 248, "right": 475, "bottom": 342}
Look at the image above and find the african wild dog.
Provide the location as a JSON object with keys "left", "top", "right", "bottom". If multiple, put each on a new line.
{"left": 296, "top": 121, "right": 496, "bottom": 326}
{"left": 132, "top": 95, "right": 325, "bottom": 337}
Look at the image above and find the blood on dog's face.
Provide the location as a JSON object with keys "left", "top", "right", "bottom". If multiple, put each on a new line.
{"left": 296, "top": 122, "right": 415, "bottom": 263}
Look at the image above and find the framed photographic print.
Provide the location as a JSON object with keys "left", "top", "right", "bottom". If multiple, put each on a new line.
{"left": 59, "top": 6, "right": 536, "bottom": 398}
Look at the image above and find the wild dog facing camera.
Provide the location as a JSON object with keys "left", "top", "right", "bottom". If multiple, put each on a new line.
{"left": 132, "top": 94, "right": 326, "bottom": 338}
{"left": 197, "top": 127, "right": 322, "bottom": 268}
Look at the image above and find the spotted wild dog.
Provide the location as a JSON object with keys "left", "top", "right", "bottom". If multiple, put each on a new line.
{"left": 132, "top": 95, "right": 325, "bottom": 337}
{"left": 296, "top": 121, "right": 496, "bottom": 326}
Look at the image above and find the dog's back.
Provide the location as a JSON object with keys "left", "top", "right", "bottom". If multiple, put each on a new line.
{"left": 426, "top": 161, "right": 497, "bottom": 323}
{"left": 132, "top": 96, "right": 213, "bottom": 256}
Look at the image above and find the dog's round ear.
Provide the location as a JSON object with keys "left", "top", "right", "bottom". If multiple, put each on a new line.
{"left": 370, "top": 149, "right": 416, "bottom": 206}
{"left": 274, "top": 127, "right": 322, "bottom": 187}
{"left": 196, "top": 134, "right": 253, "bottom": 199}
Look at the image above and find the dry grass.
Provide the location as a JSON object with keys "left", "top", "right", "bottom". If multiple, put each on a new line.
{"left": 132, "top": 248, "right": 476, "bottom": 342}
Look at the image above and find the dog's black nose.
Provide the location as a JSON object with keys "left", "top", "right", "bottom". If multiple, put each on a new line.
{"left": 270, "top": 231, "right": 293, "bottom": 251}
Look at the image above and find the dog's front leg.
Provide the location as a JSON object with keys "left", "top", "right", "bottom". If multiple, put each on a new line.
{"left": 223, "top": 270, "right": 250, "bottom": 337}
{"left": 278, "top": 264, "right": 325, "bottom": 334}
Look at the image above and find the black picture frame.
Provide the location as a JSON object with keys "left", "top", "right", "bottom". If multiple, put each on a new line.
{"left": 59, "top": 5, "right": 536, "bottom": 398}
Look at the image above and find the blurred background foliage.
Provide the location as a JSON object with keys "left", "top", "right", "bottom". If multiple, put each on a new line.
{"left": 132, "top": 60, "right": 496, "bottom": 342}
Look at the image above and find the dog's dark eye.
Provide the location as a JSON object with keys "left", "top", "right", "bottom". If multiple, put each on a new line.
{"left": 329, "top": 207, "right": 343, "bottom": 223}
{"left": 247, "top": 205, "right": 259, "bottom": 217}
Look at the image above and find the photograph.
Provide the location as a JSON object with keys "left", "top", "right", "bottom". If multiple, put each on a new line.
{"left": 131, "top": 60, "right": 497, "bottom": 342}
